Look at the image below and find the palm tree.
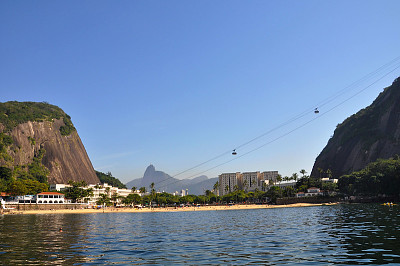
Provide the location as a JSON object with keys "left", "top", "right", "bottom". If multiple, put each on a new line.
{"left": 300, "top": 169, "right": 307, "bottom": 178}
{"left": 213, "top": 181, "right": 219, "bottom": 193}
{"left": 276, "top": 174, "right": 283, "bottom": 183}
{"left": 131, "top": 186, "right": 137, "bottom": 193}
{"left": 317, "top": 168, "right": 324, "bottom": 179}
{"left": 139, "top": 187, "right": 146, "bottom": 194}
{"left": 111, "top": 192, "right": 119, "bottom": 206}
{"left": 291, "top": 173, "right": 299, "bottom": 182}
{"left": 105, "top": 187, "right": 111, "bottom": 197}
{"left": 326, "top": 169, "right": 332, "bottom": 179}
{"left": 149, "top": 182, "right": 156, "bottom": 204}
{"left": 243, "top": 180, "right": 248, "bottom": 192}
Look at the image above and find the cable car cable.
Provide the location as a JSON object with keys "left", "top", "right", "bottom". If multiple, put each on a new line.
{"left": 154, "top": 62, "right": 400, "bottom": 191}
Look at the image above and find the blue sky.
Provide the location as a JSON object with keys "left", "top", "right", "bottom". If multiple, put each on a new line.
{"left": 1, "top": 1, "right": 400, "bottom": 185}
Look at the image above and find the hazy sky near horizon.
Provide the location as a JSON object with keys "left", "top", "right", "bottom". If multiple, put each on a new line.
{"left": 1, "top": 1, "right": 400, "bottom": 185}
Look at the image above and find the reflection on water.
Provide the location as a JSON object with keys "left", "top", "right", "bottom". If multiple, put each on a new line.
{"left": 0, "top": 204, "right": 399, "bottom": 265}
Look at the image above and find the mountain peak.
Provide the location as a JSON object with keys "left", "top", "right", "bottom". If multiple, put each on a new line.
{"left": 144, "top": 164, "right": 156, "bottom": 176}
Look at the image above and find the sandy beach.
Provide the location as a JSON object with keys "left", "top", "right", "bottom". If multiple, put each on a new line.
{"left": 7, "top": 202, "right": 338, "bottom": 215}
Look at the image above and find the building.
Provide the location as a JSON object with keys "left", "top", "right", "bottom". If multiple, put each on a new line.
{"left": 296, "top": 187, "right": 324, "bottom": 198}
{"left": 321, "top": 178, "right": 338, "bottom": 183}
{"left": 274, "top": 181, "right": 297, "bottom": 189}
{"left": 260, "top": 171, "right": 279, "bottom": 183}
{"left": 218, "top": 170, "right": 280, "bottom": 195}
{"left": 219, "top": 172, "right": 242, "bottom": 196}
{"left": 49, "top": 184, "right": 71, "bottom": 191}
{"left": 50, "top": 183, "right": 138, "bottom": 205}
{"left": 35, "top": 192, "right": 66, "bottom": 204}
{"left": 242, "top": 172, "right": 260, "bottom": 192}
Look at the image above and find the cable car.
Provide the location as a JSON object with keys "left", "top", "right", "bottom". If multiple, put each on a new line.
{"left": 314, "top": 108, "right": 319, "bottom": 114}
{"left": 232, "top": 149, "right": 237, "bottom": 155}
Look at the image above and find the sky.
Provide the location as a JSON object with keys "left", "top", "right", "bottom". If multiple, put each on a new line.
{"left": 1, "top": 1, "right": 400, "bottom": 185}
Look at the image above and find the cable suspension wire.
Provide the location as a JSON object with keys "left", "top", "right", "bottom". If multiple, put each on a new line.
{"left": 153, "top": 57, "right": 400, "bottom": 191}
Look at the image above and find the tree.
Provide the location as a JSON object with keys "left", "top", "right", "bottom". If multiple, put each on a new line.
{"left": 111, "top": 192, "right": 120, "bottom": 206}
{"left": 64, "top": 181, "right": 93, "bottom": 203}
{"left": 317, "top": 168, "right": 324, "bottom": 179}
{"left": 300, "top": 169, "right": 307, "bottom": 178}
{"left": 243, "top": 180, "right": 248, "bottom": 192}
{"left": 266, "top": 186, "right": 282, "bottom": 204}
{"left": 122, "top": 193, "right": 141, "bottom": 206}
{"left": 149, "top": 182, "right": 156, "bottom": 202}
{"left": 131, "top": 186, "right": 137, "bottom": 193}
{"left": 326, "top": 169, "right": 333, "bottom": 179}
{"left": 105, "top": 187, "right": 111, "bottom": 197}
{"left": 213, "top": 181, "right": 219, "bottom": 194}
{"left": 0, "top": 166, "right": 12, "bottom": 181}
{"left": 292, "top": 173, "right": 299, "bottom": 182}
{"left": 204, "top": 190, "right": 213, "bottom": 197}
{"left": 7, "top": 180, "right": 28, "bottom": 196}
{"left": 97, "top": 193, "right": 111, "bottom": 206}
{"left": 23, "top": 179, "right": 48, "bottom": 195}
{"left": 139, "top": 187, "right": 146, "bottom": 194}
{"left": 276, "top": 174, "right": 283, "bottom": 183}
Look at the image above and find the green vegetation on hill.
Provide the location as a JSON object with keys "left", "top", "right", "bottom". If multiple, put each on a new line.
{"left": 0, "top": 148, "right": 49, "bottom": 195}
{"left": 338, "top": 155, "right": 400, "bottom": 196}
{"left": 0, "top": 101, "right": 76, "bottom": 136}
{"left": 96, "top": 171, "right": 127, "bottom": 189}
{"left": 0, "top": 132, "right": 13, "bottom": 163}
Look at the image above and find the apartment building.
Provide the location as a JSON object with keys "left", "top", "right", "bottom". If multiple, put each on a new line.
{"left": 219, "top": 170, "right": 279, "bottom": 195}
{"left": 219, "top": 172, "right": 242, "bottom": 196}
{"left": 242, "top": 172, "right": 260, "bottom": 192}
{"left": 260, "top": 171, "right": 279, "bottom": 183}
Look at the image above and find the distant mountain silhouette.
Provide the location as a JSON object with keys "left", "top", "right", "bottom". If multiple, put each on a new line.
{"left": 125, "top": 164, "right": 218, "bottom": 195}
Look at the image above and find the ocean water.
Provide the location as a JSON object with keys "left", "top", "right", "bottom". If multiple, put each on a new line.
{"left": 0, "top": 204, "right": 399, "bottom": 265}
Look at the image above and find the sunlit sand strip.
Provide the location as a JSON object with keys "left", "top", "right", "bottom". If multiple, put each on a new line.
{"left": 11, "top": 202, "right": 338, "bottom": 215}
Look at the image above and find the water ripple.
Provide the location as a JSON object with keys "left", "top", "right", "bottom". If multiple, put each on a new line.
{"left": 0, "top": 204, "right": 399, "bottom": 264}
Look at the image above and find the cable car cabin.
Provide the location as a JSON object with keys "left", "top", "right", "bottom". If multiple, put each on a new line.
{"left": 314, "top": 108, "right": 319, "bottom": 114}
{"left": 232, "top": 150, "right": 237, "bottom": 155}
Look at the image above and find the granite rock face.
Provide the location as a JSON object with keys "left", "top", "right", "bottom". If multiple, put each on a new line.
{"left": 311, "top": 77, "right": 400, "bottom": 178}
{"left": 0, "top": 105, "right": 99, "bottom": 184}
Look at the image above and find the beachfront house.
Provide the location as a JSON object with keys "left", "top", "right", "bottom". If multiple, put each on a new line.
{"left": 35, "top": 192, "right": 66, "bottom": 204}
{"left": 296, "top": 187, "right": 324, "bottom": 198}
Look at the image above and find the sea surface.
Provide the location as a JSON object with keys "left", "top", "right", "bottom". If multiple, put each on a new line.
{"left": 0, "top": 204, "right": 400, "bottom": 265}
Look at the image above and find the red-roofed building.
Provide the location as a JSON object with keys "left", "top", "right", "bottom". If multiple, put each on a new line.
{"left": 35, "top": 192, "right": 66, "bottom": 204}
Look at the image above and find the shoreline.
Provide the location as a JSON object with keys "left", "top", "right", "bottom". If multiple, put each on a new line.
{"left": 4, "top": 202, "right": 339, "bottom": 215}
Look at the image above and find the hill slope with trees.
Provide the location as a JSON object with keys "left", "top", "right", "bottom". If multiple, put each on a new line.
{"left": 312, "top": 77, "right": 400, "bottom": 178}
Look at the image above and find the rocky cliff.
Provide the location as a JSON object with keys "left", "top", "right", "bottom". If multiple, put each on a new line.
{"left": 311, "top": 77, "right": 400, "bottom": 178}
{"left": 0, "top": 101, "right": 99, "bottom": 184}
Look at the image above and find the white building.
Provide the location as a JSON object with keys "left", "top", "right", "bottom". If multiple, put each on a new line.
{"left": 296, "top": 187, "right": 324, "bottom": 198}
{"left": 274, "top": 181, "right": 297, "bottom": 189}
{"left": 321, "top": 178, "right": 338, "bottom": 183}
{"left": 35, "top": 192, "right": 66, "bottom": 204}
{"left": 50, "top": 183, "right": 139, "bottom": 205}
{"left": 49, "top": 184, "right": 71, "bottom": 191}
